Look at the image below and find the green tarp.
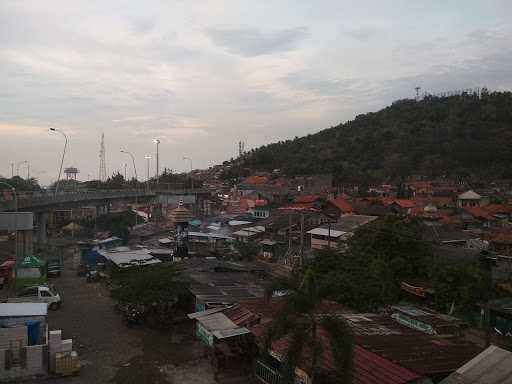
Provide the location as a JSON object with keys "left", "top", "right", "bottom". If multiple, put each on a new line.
{"left": 17, "top": 255, "right": 47, "bottom": 269}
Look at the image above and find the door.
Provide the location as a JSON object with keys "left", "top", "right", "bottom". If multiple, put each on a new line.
{"left": 39, "top": 289, "right": 53, "bottom": 304}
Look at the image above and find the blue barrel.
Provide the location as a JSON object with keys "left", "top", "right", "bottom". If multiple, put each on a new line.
{"left": 25, "top": 320, "right": 41, "bottom": 345}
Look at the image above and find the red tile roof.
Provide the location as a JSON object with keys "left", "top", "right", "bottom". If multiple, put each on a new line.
{"left": 463, "top": 207, "right": 494, "bottom": 221}
{"left": 483, "top": 204, "right": 512, "bottom": 215}
{"left": 330, "top": 197, "right": 354, "bottom": 214}
{"left": 391, "top": 200, "right": 416, "bottom": 209}
{"left": 294, "top": 194, "right": 322, "bottom": 203}
{"left": 241, "top": 175, "right": 269, "bottom": 185}
{"left": 413, "top": 196, "right": 453, "bottom": 207}
{"left": 280, "top": 202, "right": 318, "bottom": 211}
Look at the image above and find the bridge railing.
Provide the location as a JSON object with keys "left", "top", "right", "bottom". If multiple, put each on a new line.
{"left": 0, "top": 189, "right": 155, "bottom": 211}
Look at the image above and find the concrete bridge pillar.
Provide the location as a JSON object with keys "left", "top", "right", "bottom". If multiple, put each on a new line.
{"left": 16, "top": 229, "right": 33, "bottom": 260}
{"left": 36, "top": 212, "right": 48, "bottom": 245}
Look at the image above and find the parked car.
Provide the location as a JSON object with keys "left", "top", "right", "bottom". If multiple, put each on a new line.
{"left": 5, "top": 285, "right": 61, "bottom": 310}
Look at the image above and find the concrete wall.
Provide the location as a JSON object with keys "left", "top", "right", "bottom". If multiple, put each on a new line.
{"left": 0, "top": 326, "right": 46, "bottom": 381}
{"left": 48, "top": 330, "right": 72, "bottom": 373}
{"left": 0, "top": 316, "right": 47, "bottom": 344}
{"left": 0, "top": 213, "right": 33, "bottom": 231}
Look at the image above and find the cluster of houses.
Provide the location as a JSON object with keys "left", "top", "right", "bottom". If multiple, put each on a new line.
{"left": 192, "top": 175, "right": 512, "bottom": 273}
{"left": 185, "top": 282, "right": 511, "bottom": 384}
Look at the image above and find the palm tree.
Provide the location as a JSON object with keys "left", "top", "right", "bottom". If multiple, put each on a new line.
{"left": 264, "top": 268, "right": 353, "bottom": 384}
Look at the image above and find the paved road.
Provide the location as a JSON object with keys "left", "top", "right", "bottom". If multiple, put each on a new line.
{"left": 29, "top": 254, "right": 214, "bottom": 384}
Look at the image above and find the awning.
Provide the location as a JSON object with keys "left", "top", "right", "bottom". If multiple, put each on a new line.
{"left": 0, "top": 260, "right": 16, "bottom": 269}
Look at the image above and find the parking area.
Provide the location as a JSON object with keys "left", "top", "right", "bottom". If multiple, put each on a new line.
{"left": 29, "top": 254, "right": 214, "bottom": 384}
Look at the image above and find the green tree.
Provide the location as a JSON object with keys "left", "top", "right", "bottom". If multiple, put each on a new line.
{"left": 305, "top": 216, "right": 432, "bottom": 311}
{"left": 0, "top": 176, "right": 41, "bottom": 192}
{"left": 233, "top": 240, "right": 260, "bottom": 260}
{"left": 430, "top": 258, "right": 492, "bottom": 314}
{"left": 266, "top": 269, "right": 353, "bottom": 384}
{"left": 110, "top": 264, "right": 189, "bottom": 328}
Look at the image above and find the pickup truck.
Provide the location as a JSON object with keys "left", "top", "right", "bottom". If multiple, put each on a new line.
{"left": 5, "top": 285, "right": 62, "bottom": 310}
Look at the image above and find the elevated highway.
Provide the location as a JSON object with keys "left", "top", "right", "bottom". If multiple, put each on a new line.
{"left": 0, "top": 188, "right": 209, "bottom": 212}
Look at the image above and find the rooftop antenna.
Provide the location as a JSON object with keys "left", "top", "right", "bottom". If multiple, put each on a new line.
{"left": 415, "top": 87, "right": 421, "bottom": 101}
{"left": 239, "top": 140, "right": 245, "bottom": 157}
{"left": 99, "top": 133, "right": 107, "bottom": 182}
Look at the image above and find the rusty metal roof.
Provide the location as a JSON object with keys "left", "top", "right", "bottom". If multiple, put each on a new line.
{"left": 272, "top": 328, "right": 421, "bottom": 384}
{"left": 342, "top": 313, "right": 482, "bottom": 376}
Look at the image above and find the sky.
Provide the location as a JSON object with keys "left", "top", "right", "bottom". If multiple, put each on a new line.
{"left": 1, "top": 1, "right": 512, "bottom": 185}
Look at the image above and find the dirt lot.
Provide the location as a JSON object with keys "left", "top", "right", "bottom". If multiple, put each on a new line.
{"left": 30, "top": 255, "right": 215, "bottom": 384}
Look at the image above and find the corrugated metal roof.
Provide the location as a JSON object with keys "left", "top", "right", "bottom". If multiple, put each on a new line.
{"left": 212, "top": 327, "right": 250, "bottom": 339}
{"left": 307, "top": 227, "right": 346, "bottom": 238}
{"left": 196, "top": 312, "right": 239, "bottom": 333}
{"left": 440, "top": 345, "right": 512, "bottom": 384}
{"left": 272, "top": 329, "right": 420, "bottom": 384}
{"left": 0, "top": 303, "right": 47, "bottom": 317}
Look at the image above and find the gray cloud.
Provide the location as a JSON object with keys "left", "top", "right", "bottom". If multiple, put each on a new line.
{"left": 207, "top": 27, "right": 309, "bottom": 57}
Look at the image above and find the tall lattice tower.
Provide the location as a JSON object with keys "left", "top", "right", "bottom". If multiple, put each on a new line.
{"left": 99, "top": 133, "right": 107, "bottom": 182}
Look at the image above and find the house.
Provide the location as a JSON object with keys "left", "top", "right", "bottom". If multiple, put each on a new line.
{"left": 307, "top": 215, "right": 378, "bottom": 251}
{"left": 281, "top": 194, "right": 324, "bottom": 211}
{"left": 478, "top": 297, "right": 512, "bottom": 349}
{"left": 259, "top": 309, "right": 480, "bottom": 384}
{"left": 258, "top": 240, "right": 285, "bottom": 262}
{"left": 389, "top": 199, "right": 416, "bottom": 215}
{"left": 307, "top": 227, "right": 350, "bottom": 250}
{"left": 327, "top": 197, "right": 353, "bottom": 217}
{"left": 184, "top": 259, "right": 266, "bottom": 311}
{"left": 248, "top": 205, "right": 272, "bottom": 219}
{"left": 232, "top": 226, "right": 265, "bottom": 243}
{"left": 457, "top": 190, "right": 482, "bottom": 208}
{"left": 440, "top": 345, "right": 512, "bottom": 384}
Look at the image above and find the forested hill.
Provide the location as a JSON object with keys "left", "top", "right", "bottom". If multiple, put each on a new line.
{"left": 227, "top": 91, "right": 512, "bottom": 184}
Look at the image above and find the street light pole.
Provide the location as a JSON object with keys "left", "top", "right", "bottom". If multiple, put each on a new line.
{"left": 10, "top": 163, "right": 14, "bottom": 178}
{"left": 123, "top": 163, "right": 127, "bottom": 181}
{"left": 120, "top": 150, "right": 138, "bottom": 181}
{"left": 153, "top": 139, "right": 160, "bottom": 183}
{"left": 16, "top": 161, "right": 29, "bottom": 178}
{"left": 144, "top": 155, "right": 151, "bottom": 192}
{"left": 49, "top": 128, "right": 68, "bottom": 195}
{"left": 183, "top": 156, "right": 193, "bottom": 190}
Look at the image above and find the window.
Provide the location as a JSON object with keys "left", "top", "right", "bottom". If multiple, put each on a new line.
{"left": 40, "top": 290, "right": 51, "bottom": 297}
{"left": 19, "top": 287, "right": 37, "bottom": 297}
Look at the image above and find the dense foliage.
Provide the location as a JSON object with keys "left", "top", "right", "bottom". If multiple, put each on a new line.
{"left": 306, "top": 216, "right": 431, "bottom": 310}
{"left": 305, "top": 216, "right": 492, "bottom": 314}
{"left": 110, "top": 264, "right": 189, "bottom": 328}
{"left": 0, "top": 176, "right": 41, "bottom": 192}
{"left": 228, "top": 91, "right": 512, "bottom": 183}
{"left": 429, "top": 258, "right": 492, "bottom": 314}
{"left": 79, "top": 210, "right": 137, "bottom": 241}
{"left": 233, "top": 240, "right": 260, "bottom": 260}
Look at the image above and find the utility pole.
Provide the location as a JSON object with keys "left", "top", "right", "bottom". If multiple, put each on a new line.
{"left": 144, "top": 155, "right": 151, "bottom": 192}
{"left": 153, "top": 139, "right": 160, "bottom": 183}
{"left": 49, "top": 128, "right": 68, "bottom": 195}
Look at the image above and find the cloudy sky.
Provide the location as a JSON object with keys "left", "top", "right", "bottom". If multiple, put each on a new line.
{"left": 1, "top": 1, "right": 511, "bottom": 184}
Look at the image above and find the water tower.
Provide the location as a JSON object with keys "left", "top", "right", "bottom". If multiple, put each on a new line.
{"left": 64, "top": 167, "right": 80, "bottom": 180}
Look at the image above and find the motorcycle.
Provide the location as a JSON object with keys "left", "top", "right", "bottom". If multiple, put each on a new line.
{"left": 124, "top": 305, "right": 145, "bottom": 328}
{"left": 86, "top": 270, "right": 100, "bottom": 283}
